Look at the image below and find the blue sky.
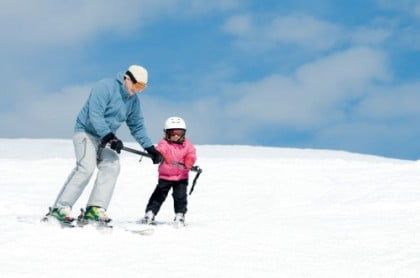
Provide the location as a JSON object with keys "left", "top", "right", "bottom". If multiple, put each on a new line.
{"left": 1, "top": 0, "right": 420, "bottom": 159}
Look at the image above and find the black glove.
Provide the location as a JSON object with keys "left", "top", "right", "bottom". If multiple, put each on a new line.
{"left": 101, "top": 132, "right": 116, "bottom": 147}
{"left": 110, "top": 138, "right": 123, "bottom": 154}
{"left": 101, "top": 132, "right": 123, "bottom": 154}
{"left": 145, "top": 146, "right": 163, "bottom": 164}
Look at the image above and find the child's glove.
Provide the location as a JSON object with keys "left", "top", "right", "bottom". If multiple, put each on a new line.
{"left": 145, "top": 146, "right": 163, "bottom": 164}
{"left": 191, "top": 166, "right": 201, "bottom": 172}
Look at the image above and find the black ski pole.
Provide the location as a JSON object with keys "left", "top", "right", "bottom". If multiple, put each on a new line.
{"left": 188, "top": 166, "right": 202, "bottom": 195}
{"left": 171, "top": 162, "right": 203, "bottom": 194}
{"left": 121, "top": 146, "right": 152, "bottom": 158}
{"left": 122, "top": 146, "right": 203, "bottom": 194}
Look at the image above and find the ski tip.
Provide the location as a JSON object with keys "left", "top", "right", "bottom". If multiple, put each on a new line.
{"left": 41, "top": 216, "right": 76, "bottom": 228}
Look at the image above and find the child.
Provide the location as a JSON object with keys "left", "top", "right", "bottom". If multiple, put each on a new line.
{"left": 141, "top": 116, "right": 197, "bottom": 225}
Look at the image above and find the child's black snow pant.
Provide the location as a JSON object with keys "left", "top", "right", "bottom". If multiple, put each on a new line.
{"left": 145, "top": 179, "right": 188, "bottom": 216}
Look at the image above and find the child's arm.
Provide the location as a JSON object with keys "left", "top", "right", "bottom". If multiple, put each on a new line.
{"left": 184, "top": 144, "right": 197, "bottom": 169}
{"left": 156, "top": 141, "right": 171, "bottom": 164}
{"left": 184, "top": 157, "right": 195, "bottom": 169}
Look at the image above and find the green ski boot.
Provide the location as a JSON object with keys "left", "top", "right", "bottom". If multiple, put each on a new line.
{"left": 83, "top": 206, "right": 111, "bottom": 223}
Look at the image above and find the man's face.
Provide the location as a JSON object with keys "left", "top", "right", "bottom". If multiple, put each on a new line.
{"left": 125, "top": 77, "right": 147, "bottom": 95}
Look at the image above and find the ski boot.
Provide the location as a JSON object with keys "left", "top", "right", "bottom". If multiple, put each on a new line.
{"left": 43, "top": 207, "right": 75, "bottom": 227}
{"left": 77, "top": 206, "right": 112, "bottom": 228}
{"left": 139, "top": 210, "right": 155, "bottom": 225}
{"left": 173, "top": 213, "right": 185, "bottom": 228}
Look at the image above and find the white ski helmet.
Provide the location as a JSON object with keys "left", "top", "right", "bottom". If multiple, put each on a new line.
{"left": 164, "top": 116, "right": 186, "bottom": 131}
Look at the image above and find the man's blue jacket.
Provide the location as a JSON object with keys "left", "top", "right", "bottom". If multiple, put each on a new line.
{"left": 75, "top": 71, "right": 153, "bottom": 148}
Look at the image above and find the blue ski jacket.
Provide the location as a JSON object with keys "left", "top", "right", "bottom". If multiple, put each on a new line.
{"left": 74, "top": 71, "right": 153, "bottom": 148}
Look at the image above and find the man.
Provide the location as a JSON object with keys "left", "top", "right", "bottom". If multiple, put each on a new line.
{"left": 46, "top": 65, "right": 163, "bottom": 224}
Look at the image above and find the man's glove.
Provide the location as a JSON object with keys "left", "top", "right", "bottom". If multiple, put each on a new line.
{"left": 101, "top": 133, "right": 116, "bottom": 147}
{"left": 145, "top": 146, "right": 163, "bottom": 164}
{"left": 110, "top": 138, "right": 123, "bottom": 154}
{"left": 101, "top": 132, "right": 123, "bottom": 154}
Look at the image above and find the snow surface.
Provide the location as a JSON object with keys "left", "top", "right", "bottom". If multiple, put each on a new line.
{"left": 1, "top": 138, "right": 420, "bottom": 277}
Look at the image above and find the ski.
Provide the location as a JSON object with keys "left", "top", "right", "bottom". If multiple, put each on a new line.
{"left": 135, "top": 220, "right": 187, "bottom": 230}
{"left": 41, "top": 214, "right": 155, "bottom": 235}
{"left": 77, "top": 219, "right": 113, "bottom": 229}
{"left": 40, "top": 215, "right": 76, "bottom": 228}
{"left": 173, "top": 221, "right": 186, "bottom": 229}
{"left": 75, "top": 210, "right": 153, "bottom": 236}
{"left": 124, "top": 227, "right": 155, "bottom": 236}
{"left": 19, "top": 215, "right": 188, "bottom": 236}
{"left": 42, "top": 217, "right": 154, "bottom": 235}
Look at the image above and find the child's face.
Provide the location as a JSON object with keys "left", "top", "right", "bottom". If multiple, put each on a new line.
{"left": 167, "top": 129, "right": 185, "bottom": 142}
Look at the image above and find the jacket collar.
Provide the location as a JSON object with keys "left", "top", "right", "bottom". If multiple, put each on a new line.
{"left": 116, "top": 71, "right": 132, "bottom": 100}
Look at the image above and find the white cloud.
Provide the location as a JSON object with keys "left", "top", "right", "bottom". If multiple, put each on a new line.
{"left": 354, "top": 82, "right": 420, "bottom": 120}
{"left": 222, "top": 13, "right": 344, "bottom": 51}
{"left": 0, "top": 82, "right": 90, "bottom": 138}
{"left": 175, "top": 0, "right": 241, "bottom": 15}
{"left": 376, "top": 0, "right": 420, "bottom": 18}
{"left": 117, "top": 95, "right": 229, "bottom": 145}
{"left": 0, "top": 1, "right": 141, "bottom": 46}
{"left": 266, "top": 14, "right": 343, "bottom": 50}
{"left": 1, "top": 0, "right": 418, "bottom": 158}
{"left": 392, "top": 26, "right": 420, "bottom": 50}
{"left": 226, "top": 47, "right": 389, "bottom": 129}
{"left": 0, "top": 0, "right": 242, "bottom": 47}
{"left": 350, "top": 26, "right": 391, "bottom": 46}
{"left": 222, "top": 11, "right": 420, "bottom": 53}
{"left": 222, "top": 14, "right": 254, "bottom": 36}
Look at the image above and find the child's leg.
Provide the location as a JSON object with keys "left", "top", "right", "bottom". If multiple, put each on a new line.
{"left": 172, "top": 179, "right": 188, "bottom": 214}
{"left": 145, "top": 179, "right": 172, "bottom": 215}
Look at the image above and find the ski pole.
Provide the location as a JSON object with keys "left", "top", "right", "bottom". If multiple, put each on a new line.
{"left": 188, "top": 165, "right": 202, "bottom": 195}
{"left": 122, "top": 146, "right": 203, "bottom": 194}
{"left": 121, "top": 146, "right": 152, "bottom": 158}
{"left": 170, "top": 161, "right": 203, "bottom": 194}
{"left": 171, "top": 161, "right": 202, "bottom": 173}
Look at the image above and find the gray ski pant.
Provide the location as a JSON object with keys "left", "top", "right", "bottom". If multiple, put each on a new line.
{"left": 53, "top": 132, "right": 120, "bottom": 210}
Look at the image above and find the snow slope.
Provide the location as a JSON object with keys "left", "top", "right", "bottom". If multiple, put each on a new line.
{"left": 1, "top": 139, "right": 420, "bottom": 278}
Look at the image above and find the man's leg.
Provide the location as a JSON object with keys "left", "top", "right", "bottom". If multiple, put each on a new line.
{"left": 53, "top": 132, "right": 98, "bottom": 209}
{"left": 86, "top": 147, "right": 120, "bottom": 210}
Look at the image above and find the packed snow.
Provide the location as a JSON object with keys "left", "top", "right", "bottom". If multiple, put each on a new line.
{"left": 1, "top": 138, "right": 420, "bottom": 277}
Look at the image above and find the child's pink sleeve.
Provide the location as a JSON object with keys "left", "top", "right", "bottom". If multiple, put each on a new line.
{"left": 184, "top": 156, "right": 195, "bottom": 169}
{"left": 184, "top": 143, "right": 197, "bottom": 169}
{"left": 156, "top": 141, "right": 171, "bottom": 163}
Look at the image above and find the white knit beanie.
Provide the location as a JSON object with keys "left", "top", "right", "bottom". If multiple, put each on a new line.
{"left": 126, "top": 65, "right": 148, "bottom": 84}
